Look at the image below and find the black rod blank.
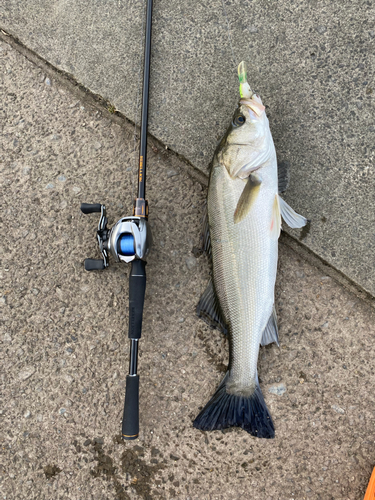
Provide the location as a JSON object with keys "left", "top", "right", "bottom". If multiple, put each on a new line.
{"left": 138, "top": 0, "right": 153, "bottom": 201}
{"left": 129, "top": 340, "right": 139, "bottom": 375}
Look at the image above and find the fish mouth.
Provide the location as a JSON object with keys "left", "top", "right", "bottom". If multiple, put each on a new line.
{"left": 240, "top": 97, "right": 266, "bottom": 117}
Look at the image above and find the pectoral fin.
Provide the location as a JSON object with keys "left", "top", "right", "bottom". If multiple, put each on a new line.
{"left": 234, "top": 173, "right": 262, "bottom": 224}
{"left": 279, "top": 196, "right": 308, "bottom": 228}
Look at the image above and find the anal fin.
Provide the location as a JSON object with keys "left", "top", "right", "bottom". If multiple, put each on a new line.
{"left": 196, "top": 202, "right": 212, "bottom": 257}
{"left": 196, "top": 279, "right": 227, "bottom": 335}
{"left": 261, "top": 306, "right": 279, "bottom": 346}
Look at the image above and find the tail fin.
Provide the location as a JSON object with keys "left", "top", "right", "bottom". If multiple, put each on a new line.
{"left": 193, "top": 374, "right": 274, "bottom": 438}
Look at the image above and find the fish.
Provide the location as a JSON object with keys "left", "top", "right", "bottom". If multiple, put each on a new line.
{"left": 193, "top": 62, "right": 307, "bottom": 438}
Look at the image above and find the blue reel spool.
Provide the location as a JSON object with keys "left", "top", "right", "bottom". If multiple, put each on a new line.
{"left": 118, "top": 233, "right": 135, "bottom": 256}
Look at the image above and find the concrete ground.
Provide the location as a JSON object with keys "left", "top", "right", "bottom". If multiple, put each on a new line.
{"left": 1, "top": 0, "right": 375, "bottom": 298}
{"left": 1, "top": 37, "right": 375, "bottom": 500}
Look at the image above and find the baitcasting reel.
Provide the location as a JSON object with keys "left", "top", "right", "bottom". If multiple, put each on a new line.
{"left": 80, "top": 203, "right": 152, "bottom": 270}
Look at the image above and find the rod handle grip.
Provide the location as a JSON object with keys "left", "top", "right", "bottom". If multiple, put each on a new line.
{"left": 122, "top": 375, "right": 139, "bottom": 440}
{"left": 128, "top": 260, "right": 146, "bottom": 339}
{"left": 80, "top": 203, "right": 102, "bottom": 214}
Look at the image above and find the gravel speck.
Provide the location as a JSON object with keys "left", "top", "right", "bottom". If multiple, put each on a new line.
{"left": 167, "top": 170, "right": 179, "bottom": 178}
{"left": 316, "top": 25, "right": 327, "bottom": 34}
{"left": 268, "top": 383, "right": 287, "bottom": 396}
{"left": 109, "top": 341, "right": 119, "bottom": 351}
{"left": 63, "top": 374, "right": 74, "bottom": 385}
{"left": 45, "top": 77, "right": 51, "bottom": 86}
{"left": 18, "top": 367, "right": 36, "bottom": 381}
{"left": 332, "top": 405, "right": 345, "bottom": 414}
{"left": 185, "top": 256, "right": 197, "bottom": 270}
{"left": 3, "top": 333, "right": 12, "bottom": 343}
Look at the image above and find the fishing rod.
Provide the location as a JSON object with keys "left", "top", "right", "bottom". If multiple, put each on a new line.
{"left": 80, "top": 0, "right": 153, "bottom": 440}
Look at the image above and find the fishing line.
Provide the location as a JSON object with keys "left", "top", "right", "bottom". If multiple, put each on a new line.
{"left": 221, "top": 0, "right": 237, "bottom": 70}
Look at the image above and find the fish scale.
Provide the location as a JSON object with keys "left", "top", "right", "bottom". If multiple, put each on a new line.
{"left": 209, "top": 152, "right": 278, "bottom": 393}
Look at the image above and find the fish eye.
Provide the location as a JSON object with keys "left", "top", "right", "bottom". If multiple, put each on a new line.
{"left": 233, "top": 114, "right": 245, "bottom": 127}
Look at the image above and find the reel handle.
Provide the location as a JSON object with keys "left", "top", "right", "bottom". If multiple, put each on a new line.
{"left": 80, "top": 203, "right": 102, "bottom": 214}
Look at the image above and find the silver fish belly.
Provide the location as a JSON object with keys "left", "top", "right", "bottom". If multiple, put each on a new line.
{"left": 208, "top": 157, "right": 278, "bottom": 396}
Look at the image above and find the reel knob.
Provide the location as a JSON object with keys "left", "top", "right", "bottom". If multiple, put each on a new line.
{"left": 84, "top": 259, "right": 105, "bottom": 271}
